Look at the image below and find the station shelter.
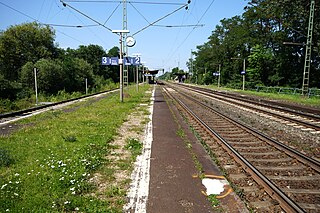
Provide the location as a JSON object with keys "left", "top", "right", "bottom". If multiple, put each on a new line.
{"left": 144, "top": 70, "right": 159, "bottom": 84}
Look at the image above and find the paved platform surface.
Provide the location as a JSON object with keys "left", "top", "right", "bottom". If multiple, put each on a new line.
{"left": 146, "top": 86, "right": 248, "bottom": 213}
{"left": 147, "top": 86, "right": 213, "bottom": 212}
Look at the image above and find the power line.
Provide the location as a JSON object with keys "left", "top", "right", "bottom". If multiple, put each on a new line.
{"left": 129, "top": 1, "right": 151, "bottom": 25}
{"left": 63, "top": 0, "right": 185, "bottom": 5}
{"left": 132, "top": 3, "right": 188, "bottom": 36}
{"left": 47, "top": 23, "right": 99, "bottom": 27}
{"left": 0, "top": 1, "right": 87, "bottom": 45}
{"left": 60, "top": 0, "right": 114, "bottom": 33}
{"left": 153, "top": 24, "right": 204, "bottom": 28}
{"left": 0, "top": 1, "right": 38, "bottom": 22}
{"left": 166, "top": 0, "right": 215, "bottom": 66}
{"left": 103, "top": 2, "right": 121, "bottom": 25}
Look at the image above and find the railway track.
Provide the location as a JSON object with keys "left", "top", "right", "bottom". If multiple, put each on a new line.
{"left": 0, "top": 89, "right": 117, "bottom": 129}
{"left": 167, "top": 82, "right": 320, "bottom": 134}
{"left": 162, "top": 85, "right": 320, "bottom": 212}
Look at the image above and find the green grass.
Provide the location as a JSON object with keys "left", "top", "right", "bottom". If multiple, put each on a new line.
{"left": 206, "top": 85, "right": 320, "bottom": 107}
{"left": 0, "top": 84, "right": 150, "bottom": 212}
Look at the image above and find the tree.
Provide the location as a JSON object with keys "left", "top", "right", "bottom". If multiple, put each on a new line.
{"left": 73, "top": 44, "right": 107, "bottom": 77}
{"left": 247, "top": 44, "right": 274, "bottom": 86}
{"left": 62, "top": 57, "right": 94, "bottom": 93}
{"left": 190, "top": 0, "right": 319, "bottom": 89}
{"left": 0, "top": 22, "right": 56, "bottom": 82}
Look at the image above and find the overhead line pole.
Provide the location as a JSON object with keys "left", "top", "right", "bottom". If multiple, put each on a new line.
{"left": 302, "top": 0, "right": 315, "bottom": 95}
{"left": 123, "top": 0, "right": 129, "bottom": 87}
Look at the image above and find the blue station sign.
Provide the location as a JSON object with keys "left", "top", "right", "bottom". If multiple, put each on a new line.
{"left": 101, "top": 56, "right": 141, "bottom": 66}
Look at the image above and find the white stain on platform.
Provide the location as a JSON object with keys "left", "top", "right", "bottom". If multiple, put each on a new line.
{"left": 123, "top": 87, "right": 155, "bottom": 213}
{"left": 202, "top": 178, "right": 228, "bottom": 195}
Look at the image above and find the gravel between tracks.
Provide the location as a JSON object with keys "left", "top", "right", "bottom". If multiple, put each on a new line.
{"left": 199, "top": 92, "right": 320, "bottom": 159}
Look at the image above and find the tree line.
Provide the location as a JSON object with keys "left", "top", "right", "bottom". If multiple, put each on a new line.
{"left": 184, "top": 0, "right": 319, "bottom": 89}
{"left": 0, "top": 22, "right": 129, "bottom": 102}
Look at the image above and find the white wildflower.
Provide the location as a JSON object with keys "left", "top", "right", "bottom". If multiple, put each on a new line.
{"left": 1, "top": 184, "right": 7, "bottom": 190}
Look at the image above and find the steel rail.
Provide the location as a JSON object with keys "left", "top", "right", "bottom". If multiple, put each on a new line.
{"left": 0, "top": 88, "right": 118, "bottom": 120}
{"left": 180, "top": 90, "right": 320, "bottom": 172}
{"left": 176, "top": 83, "right": 320, "bottom": 119}
{"left": 163, "top": 86, "right": 306, "bottom": 213}
{"left": 171, "top": 83, "right": 320, "bottom": 131}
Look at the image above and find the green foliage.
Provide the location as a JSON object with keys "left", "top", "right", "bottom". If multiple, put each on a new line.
{"left": 125, "top": 138, "right": 143, "bottom": 158}
{"left": 190, "top": 0, "right": 319, "bottom": 89}
{"left": 0, "top": 22, "right": 55, "bottom": 81}
{"left": 0, "top": 22, "right": 122, "bottom": 103}
{"left": 247, "top": 45, "right": 274, "bottom": 86}
{"left": 208, "top": 194, "right": 220, "bottom": 208}
{"left": 0, "top": 149, "right": 15, "bottom": 167}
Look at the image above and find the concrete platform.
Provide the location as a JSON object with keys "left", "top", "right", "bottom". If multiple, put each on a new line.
{"left": 146, "top": 86, "right": 248, "bottom": 213}
{"left": 125, "top": 86, "right": 248, "bottom": 212}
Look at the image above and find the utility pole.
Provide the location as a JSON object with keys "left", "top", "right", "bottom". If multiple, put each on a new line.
{"left": 218, "top": 64, "right": 221, "bottom": 88}
{"left": 123, "top": 0, "right": 129, "bottom": 87}
{"left": 85, "top": 78, "right": 88, "bottom": 95}
{"left": 302, "top": 0, "right": 315, "bottom": 95}
{"left": 133, "top": 53, "right": 141, "bottom": 91}
{"left": 191, "top": 49, "right": 193, "bottom": 82}
{"left": 34, "top": 68, "right": 38, "bottom": 105}
{"left": 242, "top": 59, "right": 246, "bottom": 91}
{"left": 112, "top": 30, "right": 129, "bottom": 102}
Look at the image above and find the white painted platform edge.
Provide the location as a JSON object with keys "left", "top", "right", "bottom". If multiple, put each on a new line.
{"left": 123, "top": 87, "right": 155, "bottom": 213}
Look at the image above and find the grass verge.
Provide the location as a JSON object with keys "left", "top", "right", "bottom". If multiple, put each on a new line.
{"left": 0, "top": 84, "right": 150, "bottom": 212}
{"left": 205, "top": 85, "right": 320, "bottom": 107}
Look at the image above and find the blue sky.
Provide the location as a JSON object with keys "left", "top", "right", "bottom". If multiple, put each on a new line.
{"left": 0, "top": 0, "right": 248, "bottom": 72}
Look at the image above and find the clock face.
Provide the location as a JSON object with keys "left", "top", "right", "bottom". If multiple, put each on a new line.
{"left": 126, "top": 36, "right": 136, "bottom": 47}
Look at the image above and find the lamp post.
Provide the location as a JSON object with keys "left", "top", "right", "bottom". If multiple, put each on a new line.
{"left": 231, "top": 57, "right": 246, "bottom": 90}
{"left": 112, "top": 30, "right": 129, "bottom": 102}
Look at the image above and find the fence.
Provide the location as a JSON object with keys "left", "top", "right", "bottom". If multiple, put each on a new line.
{"left": 254, "top": 86, "right": 320, "bottom": 98}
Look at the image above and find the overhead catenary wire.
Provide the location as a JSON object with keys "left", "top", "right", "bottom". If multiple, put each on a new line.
{"left": 129, "top": 1, "right": 151, "bottom": 25}
{"left": 103, "top": 2, "right": 121, "bottom": 25}
{"left": 0, "top": 1, "right": 87, "bottom": 45}
{"left": 60, "top": 0, "right": 115, "bottom": 33}
{"left": 166, "top": 0, "right": 215, "bottom": 64}
{"left": 152, "top": 24, "right": 204, "bottom": 28}
{"left": 63, "top": 0, "right": 185, "bottom": 6}
{"left": 132, "top": 3, "right": 188, "bottom": 36}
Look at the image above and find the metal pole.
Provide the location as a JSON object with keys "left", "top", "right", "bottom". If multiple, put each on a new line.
{"left": 142, "top": 65, "right": 145, "bottom": 83}
{"left": 302, "top": 0, "right": 315, "bottom": 95}
{"left": 136, "top": 64, "right": 139, "bottom": 91}
{"left": 119, "top": 32, "right": 123, "bottom": 102}
{"left": 218, "top": 64, "right": 221, "bottom": 88}
{"left": 243, "top": 59, "right": 246, "bottom": 91}
{"left": 123, "top": 0, "right": 129, "bottom": 87}
{"left": 85, "top": 78, "right": 88, "bottom": 95}
{"left": 34, "top": 68, "right": 38, "bottom": 105}
{"left": 112, "top": 29, "right": 129, "bottom": 102}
